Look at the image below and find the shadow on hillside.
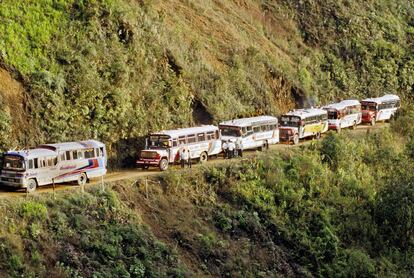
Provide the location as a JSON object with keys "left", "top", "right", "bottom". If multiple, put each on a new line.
{"left": 108, "top": 136, "right": 146, "bottom": 169}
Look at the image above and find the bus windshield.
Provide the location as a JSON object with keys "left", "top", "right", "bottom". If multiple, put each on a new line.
{"left": 280, "top": 116, "right": 301, "bottom": 127}
{"left": 3, "top": 155, "right": 25, "bottom": 171}
{"left": 148, "top": 135, "right": 170, "bottom": 149}
{"left": 220, "top": 126, "right": 242, "bottom": 137}
{"left": 327, "top": 109, "right": 339, "bottom": 119}
{"left": 361, "top": 102, "right": 376, "bottom": 111}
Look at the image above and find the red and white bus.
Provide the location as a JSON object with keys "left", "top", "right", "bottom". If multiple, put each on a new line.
{"left": 361, "top": 94, "right": 400, "bottom": 125}
{"left": 322, "top": 100, "right": 362, "bottom": 132}
{"left": 137, "top": 125, "right": 222, "bottom": 171}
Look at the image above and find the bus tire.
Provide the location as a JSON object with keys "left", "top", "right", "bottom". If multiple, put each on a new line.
{"left": 159, "top": 158, "right": 169, "bottom": 171}
{"left": 77, "top": 173, "right": 87, "bottom": 186}
{"left": 370, "top": 118, "right": 376, "bottom": 126}
{"left": 351, "top": 121, "right": 357, "bottom": 130}
{"left": 142, "top": 165, "right": 150, "bottom": 170}
{"left": 264, "top": 140, "right": 269, "bottom": 150}
{"left": 293, "top": 134, "right": 299, "bottom": 145}
{"left": 199, "top": 152, "right": 208, "bottom": 163}
{"left": 26, "top": 179, "right": 37, "bottom": 193}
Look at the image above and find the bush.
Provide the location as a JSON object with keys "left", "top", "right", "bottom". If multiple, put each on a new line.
{"left": 375, "top": 174, "right": 414, "bottom": 250}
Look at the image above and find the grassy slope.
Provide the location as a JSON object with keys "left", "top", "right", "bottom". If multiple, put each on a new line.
{"left": 0, "top": 0, "right": 411, "bottom": 159}
{"left": 1, "top": 118, "right": 414, "bottom": 277}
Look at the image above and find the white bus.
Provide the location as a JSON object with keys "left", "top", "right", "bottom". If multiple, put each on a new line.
{"left": 137, "top": 125, "right": 222, "bottom": 171}
{"left": 279, "top": 108, "right": 328, "bottom": 144}
{"left": 0, "top": 140, "right": 107, "bottom": 192}
{"left": 322, "top": 100, "right": 362, "bottom": 132}
{"left": 219, "top": 116, "right": 279, "bottom": 151}
{"left": 361, "top": 94, "right": 400, "bottom": 125}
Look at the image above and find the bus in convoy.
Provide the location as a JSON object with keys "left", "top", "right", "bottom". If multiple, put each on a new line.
{"left": 361, "top": 94, "right": 400, "bottom": 126}
{"left": 279, "top": 108, "right": 329, "bottom": 145}
{"left": 322, "top": 100, "right": 362, "bottom": 132}
{"left": 137, "top": 125, "right": 222, "bottom": 171}
{"left": 219, "top": 116, "right": 279, "bottom": 151}
{"left": 0, "top": 140, "right": 107, "bottom": 192}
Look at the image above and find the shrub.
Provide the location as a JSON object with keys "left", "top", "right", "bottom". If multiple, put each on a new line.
{"left": 375, "top": 173, "right": 414, "bottom": 250}
{"left": 20, "top": 201, "right": 48, "bottom": 221}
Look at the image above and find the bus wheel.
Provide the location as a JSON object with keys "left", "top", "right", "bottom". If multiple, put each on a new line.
{"left": 199, "top": 152, "right": 208, "bottom": 163}
{"left": 26, "top": 179, "right": 37, "bottom": 193}
{"left": 293, "top": 134, "right": 299, "bottom": 145}
{"left": 264, "top": 141, "right": 269, "bottom": 150}
{"left": 351, "top": 121, "right": 357, "bottom": 130}
{"left": 370, "top": 118, "right": 376, "bottom": 126}
{"left": 142, "top": 165, "right": 150, "bottom": 170}
{"left": 159, "top": 158, "right": 169, "bottom": 171}
{"left": 77, "top": 173, "right": 87, "bottom": 186}
{"left": 316, "top": 132, "right": 321, "bottom": 140}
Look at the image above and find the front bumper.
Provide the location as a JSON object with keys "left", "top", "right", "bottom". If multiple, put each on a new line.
{"left": 136, "top": 159, "right": 160, "bottom": 167}
{"left": 280, "top": 134, "right": 294, "bottom": 142}
{"left": 0, "top": 176, "right": 26, "bottom": 188}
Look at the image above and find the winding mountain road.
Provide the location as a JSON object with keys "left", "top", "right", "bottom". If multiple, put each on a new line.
{"left": 0, "top": 123, "right": 387, "bottom": 198}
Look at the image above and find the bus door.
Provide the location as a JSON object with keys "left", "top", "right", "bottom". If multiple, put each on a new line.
{"left": 242, "top": 126, "right": 256, "bottom": 149}
{"left": 35, "top": 156, "right": 57, "bottom": 185}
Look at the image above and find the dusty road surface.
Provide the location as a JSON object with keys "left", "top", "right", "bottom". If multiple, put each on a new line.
{"left": 0, "top": 123, "right": 388, "bottom": 198}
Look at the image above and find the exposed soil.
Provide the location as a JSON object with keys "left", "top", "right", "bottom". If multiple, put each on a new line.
{"left": 0, "top": 67, "right": 28, "bottom": 145}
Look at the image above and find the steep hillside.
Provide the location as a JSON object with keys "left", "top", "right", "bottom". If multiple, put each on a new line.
{"left": 0, "top": 0, "right": 412, "bottom": 160}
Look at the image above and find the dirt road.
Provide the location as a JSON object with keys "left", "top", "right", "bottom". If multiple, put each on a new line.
{"left": 0, "top": 123, "right": 386, "bottom": 198}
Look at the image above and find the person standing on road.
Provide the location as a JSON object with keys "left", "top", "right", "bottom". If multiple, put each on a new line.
{"left": 187, "top": 148, "right": 192, "bottom": 168}
{"left": 222, "top": 140, "right": 228, "bottom": 159}
{"left": 236, "top": 138, "right": 243, "bottom": 158}
{"left": 228, "top": 140, "right": 235, "bottom": 159}
{"left": 180, "top": 146, "right": 188, "bottom": 168}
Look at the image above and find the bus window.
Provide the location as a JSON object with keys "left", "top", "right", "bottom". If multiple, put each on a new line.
{"left": 77, "top": 150, "right": 84, "bottom": 159}
{"left": 245, "top": 126, "right": 253, "bottom": 136}
{"left": 178, "top": 136, "right": 186, "bottom": 145}
{"left": 60, "top": 153, "right": 66, "bottom": 161}
{"left": 100, "top": 147, "right": 104, "bottom": 157}
{"left": 85, "top": 149, "right": 95, "bottom": 159}
{"left": 207, "top": 131, "right": 215, "bottom": 140}
{"left": 34, "top": 158, "right": 38, "bottom": 169}
{"left": 53, "top": 157, "right": 58, "bottom": 166}
{"left": 187, "top": 134, "right": 196, "bottom": 143}
{"left": 72, "top": 151, "right": 78, "bottom": 160}
{"left": 198, "top": 133, "right": 206, "bottom": 142}
{"left": 172, "top": 139, "right": 178, "bottom": 147}
{"left": 28, "top": 159, "right": 34, "bottom": 169}
{"left": 253, "top": 126, "right": 261, "bottom": 133}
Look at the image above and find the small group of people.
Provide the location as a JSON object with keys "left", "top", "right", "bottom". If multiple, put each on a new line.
{"left": 179, "top": 146, "right": 192, "bottom": 168}
{"left": 222, "top": 139, "right": 243, "bottom": 159}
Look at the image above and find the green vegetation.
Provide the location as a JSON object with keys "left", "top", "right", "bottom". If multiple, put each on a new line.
{"left": 1, "top": 114, "right": 413, "bottom": 276}
{"left": 0, "top": 190, "right": 185, "bottom": 277}
{"left": 0, "top": 1, "right": 413, "bottom": 275}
